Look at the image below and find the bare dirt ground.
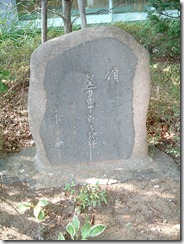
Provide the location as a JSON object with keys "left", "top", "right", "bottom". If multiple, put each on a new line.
{"left": 0, "top": 176, "right": 180, "bottom": 240}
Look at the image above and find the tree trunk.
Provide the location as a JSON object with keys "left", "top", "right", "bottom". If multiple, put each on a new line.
{"left": 41, "top": 0, "right": 47, "bottom": 43}
{"left": 62, "top": 0, "right": 72, "bottom": 34}
{"left": 77, "top": 0, "right": 87, "bottom": 29}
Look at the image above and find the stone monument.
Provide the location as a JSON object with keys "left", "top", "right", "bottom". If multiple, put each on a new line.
{"left": 28, "top": 26, "right": 151, "bottom": 177}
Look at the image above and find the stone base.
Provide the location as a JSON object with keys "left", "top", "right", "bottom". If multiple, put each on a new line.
{"left": 0, "top": 146, "right": 180, "bottom": 190}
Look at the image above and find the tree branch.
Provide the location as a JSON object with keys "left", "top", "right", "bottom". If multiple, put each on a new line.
{"left": 159, "top": 11, "right": 180, "bottom": 19}
{"left": 47, "top": 8, "right": 66, "bottom": 22}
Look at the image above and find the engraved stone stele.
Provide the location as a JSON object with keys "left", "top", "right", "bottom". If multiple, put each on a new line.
{"left": 28, "top": 26, "right": 151, "bottom": 176}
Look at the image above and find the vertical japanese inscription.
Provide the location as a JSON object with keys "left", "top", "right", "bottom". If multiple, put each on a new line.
{"left": 70, "top": 102, "right": 77, "bottom": 148}
{"left": 106, "top": 66, "right": 119, "bottom": 82}
{"left": 82, "top": 74, "right": 97, "bottom": 163}
{"left": 54, "top": 104, "right": 62, "bottom": 158}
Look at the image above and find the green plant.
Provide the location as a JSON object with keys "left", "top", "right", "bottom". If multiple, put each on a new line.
{"left": 17, "top": 199, "right": 49, "bottom": 221}
{"left": 115, "top": 11, "right": 180, "bottom": 59}
{"left": 146, "top": 15, "right": 180, "bottom": 57}
{"left": 147, "top": 61, "right": 180, "bottom": 159}
{"left": 166, "top": 144, "right": 180, "bottom": 158}
{"left": 144, "top": 0, "right": 180, "bottom": 58}
{"left": 147, "top": 0, "right": 180, "bottom": 17}
{"left": 0, "top": 2, "right": 19, "bottom": 40}
{"left": 58, "top": 215, "right": 106, "bottom": 240}
{"left": 64, "top": 180, "right": 76, "bottom": 195}
{"left": 0, "top": 1, "right": 39, "bottom": 44}
{"left": 64, "top": 181, "right": 108, "bottom": 213}
{"left": 0, "top": 70, "right": 13, "bottom": 92}
{"left": 75, "top": 182, "right": 107, "bottom": 213}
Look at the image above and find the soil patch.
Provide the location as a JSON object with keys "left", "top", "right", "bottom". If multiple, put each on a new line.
{"left": 0, "top": 143, "right": 180, "bottom": 240}
{"left": 0, "top": 177, "right": 180, "bottom": 240}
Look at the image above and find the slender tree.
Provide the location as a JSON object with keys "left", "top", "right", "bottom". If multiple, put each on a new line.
{"left": 62, "top": 0, "right": 72, "bottom": 33}
{"left": 41, "top": 0, "right": 47, "bottom": 43}
{"left": 77, "top": 0, "right": 87, "bottom": 29}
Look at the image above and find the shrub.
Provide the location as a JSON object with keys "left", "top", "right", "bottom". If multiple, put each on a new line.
{"left": 145, "top": 14, "right": 180, "bottom": 58}
{"left": 114, "top": 1, "right": 180, "bottom": 60}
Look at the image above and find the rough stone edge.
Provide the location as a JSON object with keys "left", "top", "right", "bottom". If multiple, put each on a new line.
{"left": 131, "top": 43, "right": 151, "bottom": 159}
{"left": 28, "top": 26, "right": 150, "bottom": 171}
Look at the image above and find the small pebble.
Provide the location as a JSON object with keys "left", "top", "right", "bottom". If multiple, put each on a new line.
{"left": 154, "top": 185, "right": 160, "bottom": 189}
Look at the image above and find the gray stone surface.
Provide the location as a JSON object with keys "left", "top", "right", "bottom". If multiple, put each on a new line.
{"left": 41, "top": 38, "right": 135, "bottom": 164}
{"left": 28, "top": 26, "right": 150, "bottom": 172}
{"left": 0, "top": 146, "right": 180, "bottom": 189}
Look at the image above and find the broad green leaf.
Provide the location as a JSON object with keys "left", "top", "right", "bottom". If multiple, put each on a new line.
{"left": 37, "top": 209, "right": 45, "bottom": 221}
{"left": 37, "top": 199, "right": 49, "bottom": 207}
{"left": 58, "top": 233, "right": 65, "bottom": 240}
{"left": 17, "top": 202, "right": 32, "bottom": 212}
{"left": 66, "top": 223, "right": 75, "bottom": 240}
{"left": 33, "top": 206, "right": 45, "bottom": 221}
{"left": 0, "top": 82, "right": 8, "bottom": 92}
{"left": 89, "top": 224, "right": 106, "bottom": 237}
{"left": 71, "top": 180, "right": 75, "bottom": 187}
{"left": 103, "top": 197, "right": 108, "bottom": 204}
{"left": 72, "top": 215, "right": 80, "bottom": 233}
{"left": 95, "top": 181, "right": 99, "bottom": 188}
{"left": 81, "top": 221, "right": 91, "bottom": 240}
